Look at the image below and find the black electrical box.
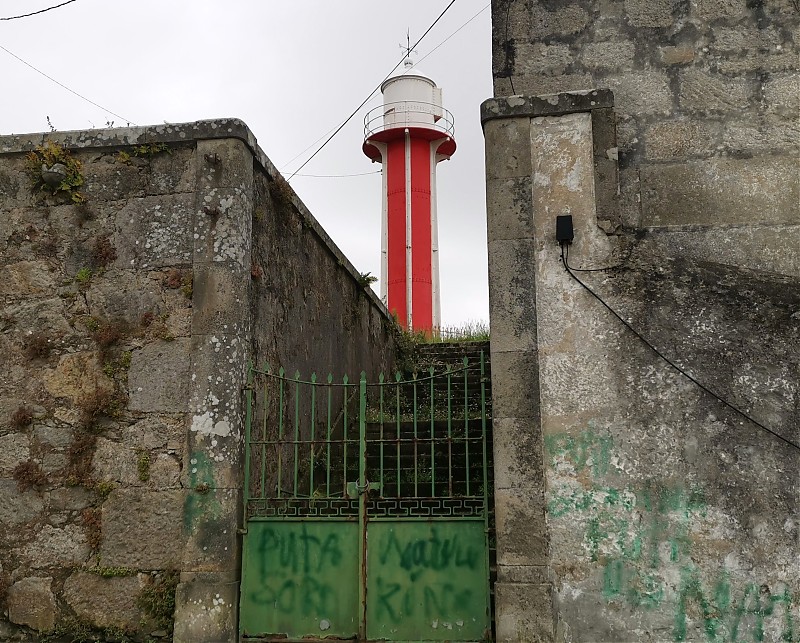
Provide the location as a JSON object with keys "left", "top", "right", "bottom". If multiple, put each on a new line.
{"left": 556, "top": 215, "right": 574, "bottom": 243}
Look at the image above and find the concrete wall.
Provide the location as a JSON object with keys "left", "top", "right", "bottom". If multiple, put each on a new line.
{"left": 0, "top": 120, "right": 396, "bottom": 642}
{"left": 485, "top": 2, "right": 799, "bottom": 640}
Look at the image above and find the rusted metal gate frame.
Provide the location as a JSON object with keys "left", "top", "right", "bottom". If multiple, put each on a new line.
{"left": 239, "top": 354, "right": 491, "bottom": 641}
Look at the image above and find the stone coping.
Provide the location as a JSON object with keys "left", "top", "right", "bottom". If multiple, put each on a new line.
{"left": 480, "top": 89, "right": 614, "bottom": 127}
{"left": 0, "top": 118, "right": 390, "bottom": 317}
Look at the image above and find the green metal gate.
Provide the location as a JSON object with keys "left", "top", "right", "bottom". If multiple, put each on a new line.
{"left": 239, "top": 354, "right": 492, "bottom": 641}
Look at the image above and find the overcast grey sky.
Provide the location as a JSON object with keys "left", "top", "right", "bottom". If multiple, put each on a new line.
{"left": 1, "top": 1, "right": 493, "bottom": 327}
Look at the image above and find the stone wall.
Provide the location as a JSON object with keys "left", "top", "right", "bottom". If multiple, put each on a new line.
{"left": 494, "top": 0, "right": 799, "bottom": 232}
{"left": 484, "top": 3, "right": 799, "bottom": 639}
{"left": 483, "top": 93, "right": 798, "bottom": 642}
{"left": 0, "top": 120, "right": 397, "bottom": 642}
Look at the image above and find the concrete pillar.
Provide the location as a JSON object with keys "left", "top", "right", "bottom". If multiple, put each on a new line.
{"left": 173, "top": 138, "right": 254, "bottom": 643}
{"left": 481, "top": 91, "right": 617, "bottom": 642}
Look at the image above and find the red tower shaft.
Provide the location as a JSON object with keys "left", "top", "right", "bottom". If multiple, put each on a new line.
{"left": 363, "top": 62, "right": 456, "bottom": 332}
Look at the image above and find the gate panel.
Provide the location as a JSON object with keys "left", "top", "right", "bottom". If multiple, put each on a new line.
{"left": 240, "top": 520, "right": 359, "bottom": 638}
{"left": 366, "top": 519, "right": 488, "bottom": 640}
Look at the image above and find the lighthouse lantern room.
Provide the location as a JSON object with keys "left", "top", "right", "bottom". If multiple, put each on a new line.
{"left": 363, "top": 59, "right": 456, "bottom": 333}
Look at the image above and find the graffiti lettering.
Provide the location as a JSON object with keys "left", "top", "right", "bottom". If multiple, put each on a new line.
{"left": 369, "top": 525, "right": 485, "bottom": 632}
{"left": 256, "top": 523, "right": 342, "bottom": 576}
{"left": 374, "top": 575, "right": 474, "bottom": 624}
{"left": 250, "top": 575, "right": 339, "bottom": 616}
{"left": 378, "top": 528, "right": 480, "bottom": 581}
{"left": 248, "top": 524, "right": 347, "bottom": 618}
{"left": 546, "top": 430, "right": 797, "bottom": 642}
{"left": 675, "top": 569, "right": 795, "bottom": 642}
{"left": 545, "top": 429, "right": 613, "bottom": 476}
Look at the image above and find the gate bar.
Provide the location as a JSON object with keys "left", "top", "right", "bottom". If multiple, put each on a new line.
{"left": 358, "top": 372, "right": 368, "bottom": 640}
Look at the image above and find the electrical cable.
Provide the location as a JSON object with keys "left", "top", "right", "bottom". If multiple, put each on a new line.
{"left": 415, "top": 3, "right": 490, "bottom": 67}
{"left": 505, "top": 0, "right": 516, "bottom": 94}
{"left": 1, "top": 0, "right": 78, "bottom": 21}
{"left": 560, "top": 242, "right": 800, "bottom": 453}
{"left": 286, "top": 0, "right": 457, "bottom": 180}
{"left": 292, "top": 170, "right": 382, "bottom": 178}
{"left": 564, "top": 243, "right": 624, "bottom": 272}
{"left": 0, "top": 44, "right": 137, "bottom": 126}
{"left": 281, "top": 124, "right": 341, "bottom": 171}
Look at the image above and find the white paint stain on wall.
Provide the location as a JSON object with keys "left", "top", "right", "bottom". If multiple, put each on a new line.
{"left": 191, "top": 410, "right": 231, "bottom": 437}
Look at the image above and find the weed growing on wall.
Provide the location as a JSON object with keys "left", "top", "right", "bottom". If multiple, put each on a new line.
{"left": 89, "top": 566, "right": 136, "bottom": 578}
{"left": 131, "top": 142, "right": 171, "bottom": 158}
{"left": 10, "top": 405, "right": 33, "bottom": 428}
{"left": 82, "top": 507, "right": 102, "bottom": 551}
{"left": 91, "top": 234, "right": 117, "bottom": 268}
{"left": 12, "top": 461, "right": 47, "bottom": 491}
{"left": 41, "top": 617, "right": 135, "bottom": 643}
{"left": 89, "top": 318, "right": 127, "bottom": 359}
{"left": 358, "top": 271, "right": 378, "bottom": 288}
{"left": 23, "top": 331, "right": 53, "bottom": 359}
{"left": 137, "top": 450, "right": 151, "bottom": 482}
{"left": 77, "top": 388, "right": 123, "bottom": 430}
{"left": 270, "top": 174, "right": 295, "bottom": 206}
{"left": 94, "top": 480, "right": 114, "bottom": 498}
{"left": 24, "top": 141, "right": 86, "bottom": 204}
{"left": 66, "top": 432, "right": 97, "bottom": 486}
{"left": 137, "top": 570, "right": 179, "bottom": 634}
{"left": 75, "top": 267, "right": 93, "bottom": 287}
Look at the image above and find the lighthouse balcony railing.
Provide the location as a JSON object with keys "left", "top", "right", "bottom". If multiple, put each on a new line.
{"left": 364, "top": 101, "right": 455, "bottom": 140}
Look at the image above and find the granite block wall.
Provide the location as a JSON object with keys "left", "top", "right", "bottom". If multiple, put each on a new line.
{"left": 0, "top": 120, "right": 396, "bottom": 642}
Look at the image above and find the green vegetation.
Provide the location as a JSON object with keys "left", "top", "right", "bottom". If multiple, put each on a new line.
{"left": 137, "top": 451, "right": 151, "bottom": 482}
{"left": 24, "top": 140, "right": 86, "bottom": 204}
{"left": 357, "top": 272, "right": 378, "bottom": 288}
{"left": 75, "top": 267, "right": 93, "bottom": 286}
{"left": 131, "top": 142, "right": 171, "bottom": 157}
{"left": 94, "top": 480, "right": 115, "bottom": 498}
{"left": 137, "top": 570, "right": 180, "bottom": 634}
{"left": 432, "top": 320, "right": 490, "bottom": 343}
{"left": 88, "top": 565, "right": 137, "bottom": 578}
{"left": 42, "top": 617, "right": 134, "bottom": 643}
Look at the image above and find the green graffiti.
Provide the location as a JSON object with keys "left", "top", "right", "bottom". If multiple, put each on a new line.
{"left": 674, "top": 568, "right": 730, "bottom": 641}
{"left": 729, "top": 584, "right": 796, "bottom": 642}
{"left": 183, "top": 450, "right": 221, "bottom": 533}
{"left": 377, "top": 528, "right": 480, "bottom": 582}
{"left": 257, "top": 523, "right": 342, "bottom": 576}
{"left": 603, "top": 559, "right": 664, "bottom": 609}
{"left": 545, "top": 429, "right": 613, "bottom": 476}
{"left": 374, "top": 575, "right": 474, "bottom": 624}
{"left": 546, "top": 429, "right": 796, "bottom": 642}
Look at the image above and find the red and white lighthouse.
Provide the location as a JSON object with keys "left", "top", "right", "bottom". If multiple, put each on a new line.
{"left": 363, "top": 59, "right": 456, "bottom": 333}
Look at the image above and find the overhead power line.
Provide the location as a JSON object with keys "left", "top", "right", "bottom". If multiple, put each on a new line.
{"left": 1, "top": 0, "right": 78, "bottom": 21}
{"left": 0, "top": 43, "right": 138, "bottom": 126}
{"left": 293, "top": 170, "right": 382, "bottom": 178}
{"left": 286, "top": 0, "right": 457, "bottom": 180}
{"left": 416, "top": 3, "right": 490, "bottom": 67}
{"left": 281, "top": 2, "right": 485, "bottom": 176}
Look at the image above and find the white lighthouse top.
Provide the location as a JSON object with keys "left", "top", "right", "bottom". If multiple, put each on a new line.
{"left": 380, "top": 58, "right": 435, "bottom": 92}
{"left": 363, "top": 56, "right": 455, "bottom": 146}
